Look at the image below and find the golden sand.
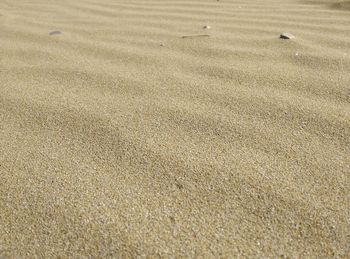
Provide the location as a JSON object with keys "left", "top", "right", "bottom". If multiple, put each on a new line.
{"left": 0, "top": 0, "right": 349, "bottom": 257}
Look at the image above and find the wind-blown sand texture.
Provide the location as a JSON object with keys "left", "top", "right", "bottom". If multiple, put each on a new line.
{"left": 0, "top": 0, "right": 349, "bottom": 257}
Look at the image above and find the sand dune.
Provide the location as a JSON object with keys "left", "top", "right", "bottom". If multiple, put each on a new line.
{"left": 0, "top": 0, "right": 349, "bottom": 257}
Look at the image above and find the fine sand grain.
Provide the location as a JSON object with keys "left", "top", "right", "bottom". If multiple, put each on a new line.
{"left": 0, "top": 0, "right": 349, "bottom": 257}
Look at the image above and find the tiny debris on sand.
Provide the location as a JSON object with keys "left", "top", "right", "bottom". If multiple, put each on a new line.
{"left": 181, "top": 34, "right": 210, "bottom": 39}
{"left": 203, "top": 25, "right": 211, "bottom": 29}
{"left": 49, "top": 31, "right": 62, "bottom": 36}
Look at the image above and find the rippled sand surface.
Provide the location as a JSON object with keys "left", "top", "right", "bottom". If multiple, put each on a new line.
{"left": 0, "top": 0, "right": 349, "bottom": 257}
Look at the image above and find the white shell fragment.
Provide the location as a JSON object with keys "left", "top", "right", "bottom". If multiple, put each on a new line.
{"left": 280, "top": 32, "right": 295, "bottom": 39}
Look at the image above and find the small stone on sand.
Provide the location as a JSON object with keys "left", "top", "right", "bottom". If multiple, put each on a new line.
{"left": 49, "top": 31, "right": 62, "bottom": 36}
{"left": 203, "top": 25, "right": 211, "bottom": 29}
{"left": 280, "top": 32, "right": 295, "bottom": 39}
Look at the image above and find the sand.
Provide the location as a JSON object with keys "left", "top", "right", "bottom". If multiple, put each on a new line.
{"left": 0, "top": 0, "right": 349, "bottom": 257}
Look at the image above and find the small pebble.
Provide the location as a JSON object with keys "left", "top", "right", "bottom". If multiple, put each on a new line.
{"left": 49, "top": 31, "right": 62, "bottom": 36}
{"left": 280, "top": 32, "right": 295, "bottom": 39}
{"left": 203, "top": 25, "right": 211, "bottom": 29}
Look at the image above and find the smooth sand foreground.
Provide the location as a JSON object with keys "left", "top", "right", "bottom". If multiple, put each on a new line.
{"left": 0, "top": 0, "right": 349, "bottom": 257}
